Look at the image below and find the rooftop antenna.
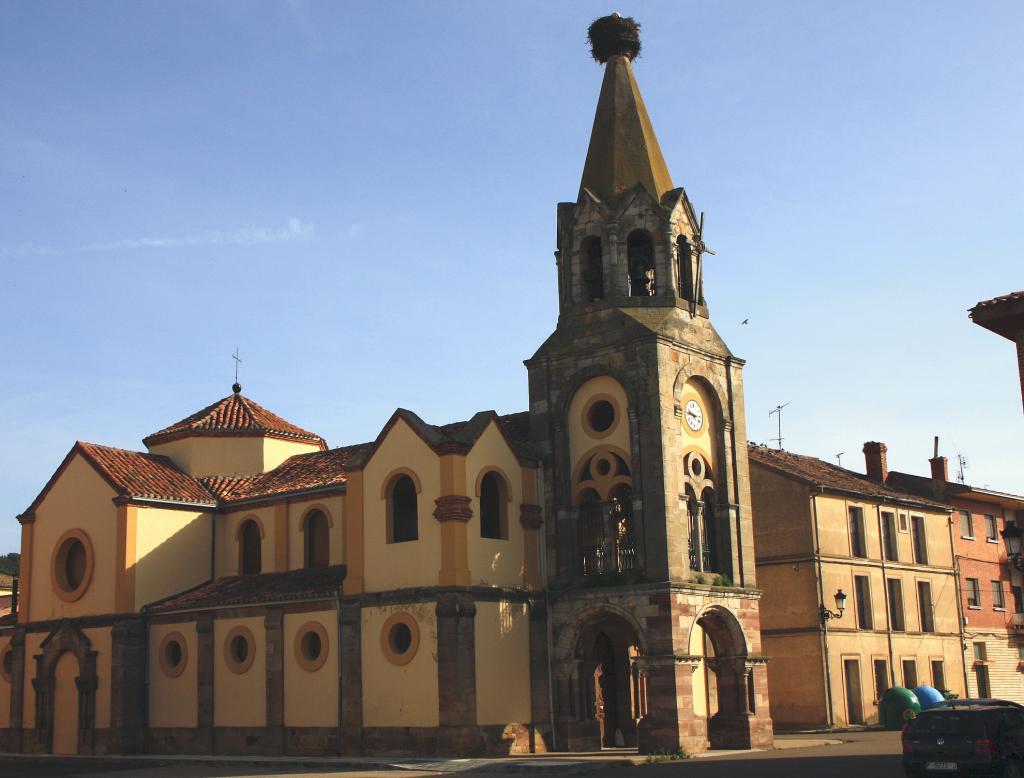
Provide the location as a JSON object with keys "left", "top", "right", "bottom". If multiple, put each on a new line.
{"left": 769, "top": 403, "right": 790, "bottom": 450}
{"left": 956, "top": 452, "right": 969, "bottom": 485}
{"left": 232, "top": 348, "right": 243, "bottom": 394}
{"left": 836, "top": 452, "right": 845, "bottom": 467}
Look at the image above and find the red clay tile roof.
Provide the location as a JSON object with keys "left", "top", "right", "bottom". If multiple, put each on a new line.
{"left": 208, "top": 443, "right": 372, "bottom": 504}
{"left": 747, "top": 444, "right": 948, "bottom": 510}
{"left": 197, "top": 475, "right": 258, "bottom": 501}
{"left": 149, "top": 564, "right": 346, "bottom": 611}
{"left": 143, "top": 392, "right": 326, "bottom": 448}
{"left": 24, "top": 407, "right": 536, "bottom": 517}
{"left": 78, "top": 442, "right": 216, "bottom": 504}
{"left": 973, "top": 290, "right": 1024, "bottom": 308}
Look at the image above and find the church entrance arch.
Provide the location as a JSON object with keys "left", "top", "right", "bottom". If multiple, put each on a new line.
{"left": 52, "top": 651, "right": 79, "bottom": 755}
{"left": 574, "top": 610, "right": 646, "bottom": 749}
{"left": 690, "top": 605, "right": 755, "bottom": 749}
{"left": 31, "top": 621, "right": 98, "bottom": 755}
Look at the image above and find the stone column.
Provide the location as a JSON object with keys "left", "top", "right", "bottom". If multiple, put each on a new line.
{"left": 636, "top": 655, "right": 706, "bottom": 754}
{"left": 109, "top": 618, "right": 146, "bottom": 754}
{"left": 527, "top": 599, "right": 552, "bottom": 753}
{"left": 520, "top": 505, "right": 544, "bottom": 590}
{"left": 606, "top": 222, "right": 623, "bottom": 298}
{"left": 436, "top": 593, "right": 480, "bottom": 755}
{"left": 8, "top": 627, "right": 25, "bottom": 753}
{"left": 339, "top": 600, "right": 363, "bottom": 754}
{"left": 264, "top": 609, "right": 284, "bottom": 755}
{"left": 196, "top": 615, "right": 214, "bottom": 753}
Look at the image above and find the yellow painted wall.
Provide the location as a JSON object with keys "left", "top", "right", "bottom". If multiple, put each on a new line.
{"left": 134, "top": 507, "right": 211, "bottom": 608}
{"left": 288, "top": 496, "right": 344, "bottom": 571}
{"left": 762, "top": 633, "right": 826, "bottom": 727}
{"left": 567, "top": 376, "right": 631, "bottom": 476}
{"left": 149, "top": 436, "right": 318, "bottom": 479}
{"left": 263, "top": 437, "right": 320, "bottom": 471}
{"left": 218, "top": 508, "right": 274, "bottom": 577}
{"left": 29, "top": 454, "right": 118, "bottom": 621}
{"left": 0, "top": 636, "right": 10, "bottom": 728}
{"left": 22, "top": 633, "right": 42, "bottom": 727}
{"left": 749, "top": 465, "right": 814, "bottom": 559}
{"left": 466, "top": 423, "right": 526, "bottom": 588}
{"left": 148, "top": 622, "right": 198, "bottom": 728}
{"left": 361, "top": 603, "right": 438, "bottom": 727}
{"left": 213, "top": 617, "right": 266, "bottom": 727}
{"left": 363, "top": 420, "right": 442, "bottom": 592}
{"left": 474, "top": 601, "right": 530, "bottom": 725}
{"left": 82, "top": 627, "right": 112, "bottom": 729}
{"left": 283, "top": 611, "right": 338, "bottom": 727}
{"left": 756, "top": 563, "right": 820, "bottom": 632}
{"left": 679, "top": 379, "right": 718, "bottom": 477}
{"left": 826, "top": 632, "right": 965, "bottom": 727}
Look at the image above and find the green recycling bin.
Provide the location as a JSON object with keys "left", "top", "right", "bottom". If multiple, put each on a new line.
{"left": 879, "top": 686, "right": 921, "bottom": 730}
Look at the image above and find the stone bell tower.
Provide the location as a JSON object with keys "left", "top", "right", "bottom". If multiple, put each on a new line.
{"left": 527, "top": 14, "right": 773, "bottom": 754}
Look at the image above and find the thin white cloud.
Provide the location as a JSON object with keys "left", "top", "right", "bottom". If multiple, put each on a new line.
{"left": 0, "top": 218, "right": 315, "bottom": 258}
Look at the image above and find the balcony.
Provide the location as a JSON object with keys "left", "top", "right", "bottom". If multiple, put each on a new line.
{"left": 580, "top": 495, "right": 638, "bottom": 579}
{"left": 1009, "top": 613, "right": 1024, "bottom": 631}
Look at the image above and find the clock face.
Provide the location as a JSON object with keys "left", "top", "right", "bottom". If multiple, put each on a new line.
{"left": 684, "top": 399, "right": 704, "bottom": 431}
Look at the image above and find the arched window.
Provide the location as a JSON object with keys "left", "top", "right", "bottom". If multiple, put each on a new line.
{"left": 578, "top": 488, "right": 605, "bottom": 577}
{"left": 389, "top": 474, "right": 419, "bottom": 543}
{"left": 609, "top": 484, "right": 637, "bottom": 572}
{"left": 304, "top": 509, "right": 330, "bottom": 568}
{"left": 627, "top": 230, "right": 655, "bottom": 297}
{"left": 582, "top": 237, "right": 604, "bottom": 301}
{"left": 701, "top": 487, "right": 718, "bottom": 573}
{"left": 479, "top": 471, "right": 508, "bottom": 540}
{"left": 676, "top": 235, "right": 693, "bottom": 301}
{"left": 239, "top": 519, "right": 262, "bottom": 575}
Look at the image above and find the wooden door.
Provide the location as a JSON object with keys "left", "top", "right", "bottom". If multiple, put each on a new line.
{"left": 844, "top": 659, "right": 864, "bottom": 725}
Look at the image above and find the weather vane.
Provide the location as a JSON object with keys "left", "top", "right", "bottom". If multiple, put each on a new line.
{"left": 232, "top": 348, "right": 242, "bottom": 393}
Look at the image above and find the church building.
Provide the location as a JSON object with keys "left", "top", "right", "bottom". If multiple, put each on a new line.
{"left": 0, "top": 15, "right": 774, "bottom": 757}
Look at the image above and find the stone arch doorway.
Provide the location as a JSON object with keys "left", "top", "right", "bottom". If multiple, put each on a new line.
{"left": 31, "top": 621, "right": 98, "bottom": 755}
{"left": 575, "top": 611, "right": 646, "bottom": 750}
{"left": 52, "top": 651, "right": 79, "bottom": 754}
{"left": 690, "top": 605, "right": 756, "bottom": 749}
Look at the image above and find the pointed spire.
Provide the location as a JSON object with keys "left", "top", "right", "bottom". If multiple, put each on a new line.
{"left": 579, "top": 15, "right": 674, "bottom": 202}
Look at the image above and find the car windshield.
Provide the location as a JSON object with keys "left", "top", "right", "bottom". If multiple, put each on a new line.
{"left": 911, "top": 712, "right": 988, "bottom": 736}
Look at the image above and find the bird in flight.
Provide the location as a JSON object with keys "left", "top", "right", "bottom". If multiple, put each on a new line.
{"left": 741, "top": 318, "right": 749, "bottom": 325}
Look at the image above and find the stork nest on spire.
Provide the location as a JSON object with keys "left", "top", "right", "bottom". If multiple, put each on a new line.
{"left": 587, "top": 14, "right": 641, "bottom": 63}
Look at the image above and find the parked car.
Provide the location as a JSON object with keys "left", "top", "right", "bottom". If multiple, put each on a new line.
{"left": 903, "top": 703, "right": 1024, "bottom": 776}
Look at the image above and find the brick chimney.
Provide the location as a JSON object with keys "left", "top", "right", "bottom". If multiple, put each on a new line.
{"left": 863, "top": 441, "right": 888, "bottom": 482}
{"left": 929, "top": 435, "right": 948, "bottom": 497}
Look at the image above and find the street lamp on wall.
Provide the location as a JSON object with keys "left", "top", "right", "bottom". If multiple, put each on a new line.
{"left": 1002, "top": 523, "right": 1024, "bottom": 572}
{"left": 821, "top": 589, "right": 847, "bottom": 624}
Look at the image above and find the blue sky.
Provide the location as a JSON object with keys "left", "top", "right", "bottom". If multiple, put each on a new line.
{"left": 1, "top": 1, "right": 1022, "bottom": 554}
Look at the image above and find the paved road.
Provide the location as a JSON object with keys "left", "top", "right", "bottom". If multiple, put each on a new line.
{"left": 0, "top": 731, "right": 906, "bottom": 778}
{"left": 585, "top": 731, "right": 906, "bottom": 778}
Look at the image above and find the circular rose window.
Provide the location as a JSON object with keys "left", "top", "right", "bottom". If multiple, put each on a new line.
{"left": 224, "top": 626, "right": 256, "bottom": 674}
{"left": 583, "top": 395, "right": 619, "bottom": 438}
{"left": 380, "top": 612, "right": 420, "bottom": 667}
{"left": 294, "top": 621, "right": 329, "bottom": 672}
{"left": 159, "top": 632, "right": 188, "bottom": 678}
{"left": 51, "top": 529, "right": 94, "bottom": 602}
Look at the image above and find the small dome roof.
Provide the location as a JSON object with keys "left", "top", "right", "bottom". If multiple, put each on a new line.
{"left": 143, "top": 392, "right": 326, "bottom": 449}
